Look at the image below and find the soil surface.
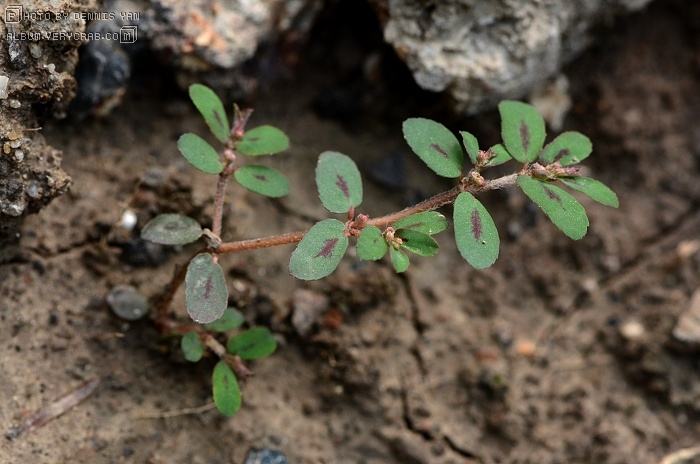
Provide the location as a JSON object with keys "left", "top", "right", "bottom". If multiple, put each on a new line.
{"left": 2, "top": 2, "right": 700, "bottom": 463}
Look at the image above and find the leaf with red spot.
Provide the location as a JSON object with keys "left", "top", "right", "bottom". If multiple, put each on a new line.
{"left": 185, "top": 253, "right": 229, "bottom": 323}
{"left": 403, "top": 118, "right": 464, "bottom": 178}
{"left": 315, "top": 151, "right": 363, "bottom": 213}
{"left": 289, "top": 219, "right": 349, "bottom": 280}
{"left": 517, "top": 176, "right": 589, "bottom": 240}
{"left": 234, "top": 165, "right": 289, "bottom": 198}
{"left": 141, "top": 213, "right": 202, "bottom": 245}
{"left": 236, "top": 125, "right": 289, "bottom": 156}
{"left": 188, "top": 84, "right": 230, "bottom": 143}
{"left": 498, "top": 101, "right": 546, "bottom": 163}
{"left": 540, "top": 131, "right": 592, "bottom": 166}
{"left": 453, "top": 192, "right": 500, "bottom": 269}
{"left": 393, "top": 211, "right": 447, "bottom": 236}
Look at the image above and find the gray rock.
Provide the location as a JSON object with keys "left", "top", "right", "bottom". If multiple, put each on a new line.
{"left": 0, "top": 0, "right": 96, "bottom": 261}
{"left": 373, "top": 0, "right": 652, "bottom": 113}
{"left": 291, "top": 289, "right": 329, "bottom": 337}
{"left": 106, "top": 285, "right": 150, "bottom": 321}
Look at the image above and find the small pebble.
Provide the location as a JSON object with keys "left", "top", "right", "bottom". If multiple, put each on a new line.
{"left": 243, "top": 448, "right": 288, "bottom": 464}
{"left": 119, "top": 209, "right": 137, "bottom": 231}
{"left": 13, "top": 150, "right": 24, "bottom": 162}
{"left": 620, "top": 319, "right": 645, "bottom": 341}
{"left": 515, "top": 339, "right": 537, "bottom": 358}
{"left": 106, "top": 285, "right": 149, "bottom": 321}
{"left": 291, "top": 289, "right": 329, "bottom": 336}
{"left": 8, "top": 99, "right": 20, "bottom": 109}
{"left": 0, "top": 75, "right": 8, "bottom": 99}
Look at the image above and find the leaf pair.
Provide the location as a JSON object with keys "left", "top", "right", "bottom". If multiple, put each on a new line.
{"left": 179, "top": 84, "right": 290, "bottom": 198}
{"left": 213, "top": 327, "right": 277, "bottom": 416}
{"left": 289, "top": 152, "right": 363, "bottom": 280}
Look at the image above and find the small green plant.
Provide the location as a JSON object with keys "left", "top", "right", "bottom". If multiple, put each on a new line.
{"left": 141, "top": 85, "right": 618, "bottom": 416}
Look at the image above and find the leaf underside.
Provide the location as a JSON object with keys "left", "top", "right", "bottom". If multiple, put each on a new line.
{"left": 392, "top": 211, "right": 448, "bottom": 236}
{"left": 498, "top": 101, "right": 546, "bottom": 163}
{"left": 397, "top": 229, "right": 439, "bottom": 257}
{"left": 212, "top": 361, "right": 241, "bottom": 417}
{"left": 403, "top": 118, "right": 464, "bottom": 178}
{"left": 237, "top": 125, "right": 290, "bottom": 156}
{"left": 389, "top": 247, "right": 409, "bottom": 273}
{"left": 315, "top": 151, "right": 363, "bottom": 213}
{"left": 356, "top": 225, "right": 388, "bottom": 261}
{"left": 517, "top": 176, "right": 589, "bottom": 240}
{"left": 227, "top": 327, "right": 277, "bottom": 360}
{"left": 460, "top": 130, "right": 479, "bottom": 165}
{"left": 188, "top": 84, "right": 230, "bottom": 143}
{"left": 289, "top": 219, "right": 349, "bottom": 280}
{"left": 453, "top": 192, "right": 500, "bottom": 269}
{"left": 234, "top": 165, "right": 289, "bottom": 198}
{"left": 561, "top": 176, "right": 619, "bottom": 208}
{"left": 540, "top": 131, "right": 592, "bottom": 166}
{"left": 177, "top": 133, "right": 224, "bottom": 174}
{"left": 185, "top": 253, "right": 229, "bottom": 324}
{"left": 141, "top": 213, "right": 202, "bottom": 245}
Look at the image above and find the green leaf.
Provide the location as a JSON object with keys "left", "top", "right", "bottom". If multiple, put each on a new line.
{"left": 181, "top": 331, "right": 204, "bottom": 362}
{"left": 185, "top": 253, "right": 229, "bottom": 324}
{"left": 237, "top": 125, "right": 289, "bottom": 156}
{"left": 403, "top": 118, "right": 464, "bottom": 178}
{"left": 315, "top": 151, "right": 363, "bottom": 213}
{"left": 517, "top": 176, "right": 589, "bottom": 240}
{"left": 397, "top": 229, "right": 439, "bottom": 257}
{"left": 389, "top": 247, "right": 409, "bottom": 273}
{"left": 561, "top": 176, "right": 619, "bottom": 208}
{"left": 460, "top": 131, "right": 479, "bottom": 165}
{"left": 487, "top": 144, "right": 512, "bottom": 167}
{"left": 498, "top": 101, "right": 546, "bottom": 163}
{"left": 227, "top": 327, "right": 277, "bottom": 360}
{"left": 205, "top": 308, "right": 245, "bottom": 332}
{"left": 177, "top": 133, "right": 224, "bottom": 174}
{"left": 453, "top": 192, "right": 500, "bottom": 269}
{"left": 392, "top": 211, "right": 448, "bottom": 236}
{"left": 212, "top": 361, "right": 241, "bottom": 417}
{"left": 356, "top": 225, "right": 388, "bottom": 261}
{"left": 540, "top": 131, "right": 592, "bottom": 166}
{"left": 289, "top": 219, "right": 349, "bottom": 280}
{"left": 234, "top": 165, "right": 289, "bottom": 198}
{"left": 141, "top": 213, "right": 202, "bottom": 245}
{"left": 188, "top": 84, "right": 230, "bottom": 144}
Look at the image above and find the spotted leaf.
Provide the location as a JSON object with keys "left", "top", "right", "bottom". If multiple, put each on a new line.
{"left": 540, "top": 131, "right": 592, "bottom": 166}
{"left": 392, "top": 211, "right": 448, "bottom": 236}
{"left": 561, "top": 176, "right": 619, "bottom": 208}
{"left": 289, "top": 219, "right": 349, "bottom": 280}
{"left": 234, "top": 165, "right": 289, "bottom": 198}
{"left": 397, "top": 229, "right": 439, "bottom": 257}
{"left": 141, "top": 213, "right": 202, "bottom": 245}
{"left": 517, "top": 176, "right": 589, "bottom": 240}
{"left": 453, "top": 192, "right": 500, "bottom": 269}
{"left": 212, "top": 361, "right": 241, "bottom": 417}
{"left": 356, "top": 225, "right": 388, "bottom": 261}
{"left": 389, "top": 247, "right": 409, "bottom": 273}
{"left": 237, "top": 125, "right": 289, "bottom": 156}
{"left": 460, "top": 131, "right": 479, "bottom": 165}
{"left": 177, "top": 133, "right": 224, "bottom": 174}
{"left": 185, "top": 253, "right": 228, "bottom": 324}
{"left": 227, "top": 327, "right": 277, "bottom": 360}
{"left": 205, "top": 307, "right": 245, "bottom": 332}
{"left": 188, "top": 84, "right": 230, "bottom": 143}
{"left": 181, "top": 331, "right": 204, "bottom": 362}
{"left": 403, "top": 118, "right": 464, "bottom": 178}
{"left": 487, "top": 144, "right": 512, "bottom": 167}
{"left": 315, "top": 151, "right": 363, "bottom": 213}
{"left": 498, "top": 101, "right": 546, "bottom": 163}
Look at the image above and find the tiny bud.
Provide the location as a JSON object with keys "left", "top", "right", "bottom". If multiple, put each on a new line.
{"left": 477, "top": 149, "right": 493, "bottom": 166}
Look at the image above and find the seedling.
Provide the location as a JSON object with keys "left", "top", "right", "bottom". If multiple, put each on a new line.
{"left": 141, "top": 85, "right": 618, "bottom": 416}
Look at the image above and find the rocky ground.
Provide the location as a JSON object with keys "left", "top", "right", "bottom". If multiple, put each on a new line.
{"left": 2, "top": 1, "right": 700, "bottom": 463}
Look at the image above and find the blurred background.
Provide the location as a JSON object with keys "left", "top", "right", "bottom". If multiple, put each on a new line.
{"left": 2, "top": 1, "right": 700, "bottom": 463}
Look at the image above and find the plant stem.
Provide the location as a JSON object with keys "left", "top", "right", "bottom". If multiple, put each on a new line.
{"left": 215, "top": 172, "right": 519, "bottom": 255}
{"left": 211, "top": 174, "right": 229, "bottom": 238}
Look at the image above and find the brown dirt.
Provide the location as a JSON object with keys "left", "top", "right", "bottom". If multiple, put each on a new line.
{"left": 2, "top": 2, "right": 700, "bottom": 463}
